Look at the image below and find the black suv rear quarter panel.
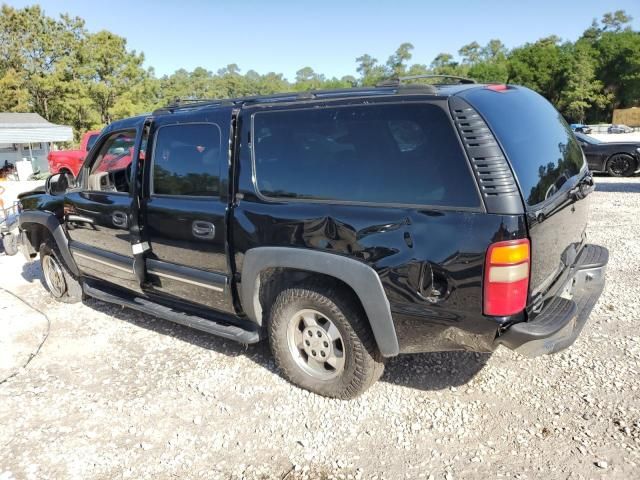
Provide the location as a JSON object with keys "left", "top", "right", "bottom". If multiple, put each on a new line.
{"left": 231, "top": 97, "right": 528, "bottom": 353}
{"left": 459, "top": 86, "right": 591, "bottom": 303}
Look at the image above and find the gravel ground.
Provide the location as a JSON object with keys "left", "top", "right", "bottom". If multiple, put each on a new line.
{"left": 0, "top": 176, "right": 639, "bottom": 479}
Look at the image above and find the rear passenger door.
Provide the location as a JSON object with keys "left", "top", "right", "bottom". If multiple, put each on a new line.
{"left": 141, "top": 109, "right": 234, "bottom": 313}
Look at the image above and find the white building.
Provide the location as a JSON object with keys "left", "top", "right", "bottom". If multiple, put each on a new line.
{"left": 0, "top": 113, "right": 73, "bottom": 177}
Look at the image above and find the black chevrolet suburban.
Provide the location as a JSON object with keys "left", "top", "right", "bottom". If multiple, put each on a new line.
{"left": 18, "top": 77, "right": 608, "bottom": 398}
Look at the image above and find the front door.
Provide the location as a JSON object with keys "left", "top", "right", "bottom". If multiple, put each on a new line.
{"left": 65, "top": 125, "right": 143, "bottom": 292}
{"left": 141, "top": 109, "right": 234, "bottom": 313}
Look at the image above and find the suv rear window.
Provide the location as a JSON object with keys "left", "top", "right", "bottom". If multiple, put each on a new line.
{"left": 252, "top": 103, "right": 480, "bottom": 208}
{"left": 462, "top": 87, "right": 585, "bottom": 206}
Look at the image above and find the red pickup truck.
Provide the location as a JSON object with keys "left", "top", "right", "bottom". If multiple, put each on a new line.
{"left": 47, "top": 130, "right": 101, "bottom": 178}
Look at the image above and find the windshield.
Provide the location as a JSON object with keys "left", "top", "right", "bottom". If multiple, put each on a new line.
{"left": 575, "top": 132, "right": 601, "bottom": 145}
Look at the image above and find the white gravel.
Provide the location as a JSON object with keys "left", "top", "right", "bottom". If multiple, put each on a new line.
{"left": 0, "top": 175, "right": 639, "bottom": 479}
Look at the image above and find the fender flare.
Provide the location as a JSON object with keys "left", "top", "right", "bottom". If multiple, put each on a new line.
{"left": 19, "top": 210, "right": 79, "bottom": 276}
{"left": 240, "top": 247, "right": 399, "bottom": 357}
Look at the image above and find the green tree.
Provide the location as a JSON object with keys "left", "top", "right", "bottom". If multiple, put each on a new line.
{"left": 386, "top": 42, "right": 414, "bottom": 77}
{"left": 80, "top": 30, "right": 150, "bottom": 124}
{"left": 458, "top": 41, "right": 482, "bottom": 64}
{"left": 293, "top": 66, "right": 326, "bottom": 90}
{"left": 467, "top": 39, "right": 509, "bottom": 83}
{"left": 355, "top": 54, "right": 386, "bottom": 86}
{"left": 430, "top": 53, "right": 461, "bottom": 76}
{"left": 601, "top": 10, "right": 633, "bottom": 32}
{"left": 507, "top": 36, "right": 570, "bottom": 103}
{"left": 559, "top": 45, "right": 611, "bottom": 122}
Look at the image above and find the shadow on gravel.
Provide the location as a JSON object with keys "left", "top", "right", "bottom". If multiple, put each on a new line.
{"left": 595, "top": 181, "right": 640, "bottom": 193}
{"left": 83, "top": 296, "right": 489, "bottom": 391}
{"left": 82, "top": 296, "right": 276, "bottom": 366}
{"left": 20, "top": 258, "right": 490, "bottom": 392}
{"left": 382, "top": 351, "right": 491, "bottom": 391}
{"left": 21, "top": 260, "right": 43, "bottom": 283}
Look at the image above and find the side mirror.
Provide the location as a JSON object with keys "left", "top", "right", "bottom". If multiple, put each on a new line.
{"left": 45, "top": 172, "right": 74, "bottom": 196}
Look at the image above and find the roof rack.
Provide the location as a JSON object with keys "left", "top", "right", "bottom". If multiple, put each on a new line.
{"left": 152, "top": 86, "right": 399, "bottom": 115}
{"left": 152, "top": 76, "right": 476, "bottom": 115}
{"left": 377, "top": 74, "right": 476, "bottom": 87}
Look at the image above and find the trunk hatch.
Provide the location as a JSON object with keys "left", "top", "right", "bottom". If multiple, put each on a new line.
{"left": 459, "top": 86, "right": 590, "bottom": 300}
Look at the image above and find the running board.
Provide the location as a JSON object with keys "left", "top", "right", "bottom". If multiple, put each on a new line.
{"left": 83, "top": 282, "right": 261, "bottom": 344}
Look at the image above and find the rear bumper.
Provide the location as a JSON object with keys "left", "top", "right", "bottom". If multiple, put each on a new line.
{"left": 497, "top": 244, "right": 608, "bottom": 357}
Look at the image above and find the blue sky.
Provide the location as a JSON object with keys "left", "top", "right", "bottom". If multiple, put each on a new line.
{"left": 7, "top": 0, "right": 640, "bottom": 80}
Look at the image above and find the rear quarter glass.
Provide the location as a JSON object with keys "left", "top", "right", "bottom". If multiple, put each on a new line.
{"left": 460, "top": 87, "right": 585, "bottom": 207}
{"left": 251, "top": 102, "right": 482, "bottom": 209}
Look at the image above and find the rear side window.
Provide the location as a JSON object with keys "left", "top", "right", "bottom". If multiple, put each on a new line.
{"left": 152, "top": 123, "right": 221, "bottom": 197}
{"left": 252, "top": 103, "right": 480, "bottom": 208}
{"left": 462, "top": 87, "right": 585, "bottom": 206}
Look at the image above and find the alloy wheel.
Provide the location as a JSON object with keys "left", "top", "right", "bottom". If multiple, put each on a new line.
{"left": 286, "top": 308, "right": 346, "bottom": 380}
{"left": 42, "top": 254, "right": 67, "bottom": 298}
{"left": 609, "top": 154, "right": 632, "bottom": 176}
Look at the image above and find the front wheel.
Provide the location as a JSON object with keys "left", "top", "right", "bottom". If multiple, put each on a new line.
{"left": 39, "top": 242, "right": 83, "bottom": 303}
{"left": 607, "top": 153, "right": 637, "bottom": 177}
{"left": 2, "top": 233, "right": 19, "bottom": 256}
{"left": 268, "top": 281, "right": 384, "bottom": 399}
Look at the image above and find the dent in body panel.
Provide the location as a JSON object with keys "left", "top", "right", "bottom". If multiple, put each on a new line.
{"left": 232, "top": 197, "right": 527, "bottom": 353}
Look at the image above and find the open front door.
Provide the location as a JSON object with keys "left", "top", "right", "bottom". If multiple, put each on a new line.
{"left": 65, "top": 119, "right": 147, "bottom": 292}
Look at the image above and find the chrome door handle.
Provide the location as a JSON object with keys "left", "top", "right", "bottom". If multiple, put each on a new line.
{"left": 112, "top": 211, "right": 128, "bottom": 228}
{"left": 192, "top": 220, "right": 215, "bottom": 240}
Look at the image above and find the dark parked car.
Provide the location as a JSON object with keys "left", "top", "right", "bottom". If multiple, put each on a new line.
{"left": 570, "top": 123, "right": 592, "bottom": 134}
{"left": 575, "top": 132, "right": 640, "bottom": 177}
{"left": 17, "top": 80, "right": 608, "bottom": 398}
{"left": 607, "top": 124, "right": 634, "bottom": 134}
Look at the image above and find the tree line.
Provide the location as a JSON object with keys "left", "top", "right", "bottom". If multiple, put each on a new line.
{"left": 1, "top": 5, "right": 639, "bottom": 140}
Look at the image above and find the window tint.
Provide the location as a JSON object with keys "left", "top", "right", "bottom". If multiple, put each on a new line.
{"left": 462, "top": 87, "right": 585, "bottom": 206}
{"left": 253, "top": 104, "right": 480, "bottom": 208}
{"left": 152, "top": 123, "right": 221, "bottom": 197}
{"left": 87, "top": 131, "right": 135, "bottom": 193}
{"left": 86, "top": 134, "right": 99, "bottom": 151}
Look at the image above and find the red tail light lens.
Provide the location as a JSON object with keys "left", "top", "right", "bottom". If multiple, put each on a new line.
{"left": 484, "top": 239, "right": 530, "bottom": 316}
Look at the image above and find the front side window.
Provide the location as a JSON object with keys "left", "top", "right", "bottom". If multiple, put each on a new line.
{"left": 252, "top": 103, "right": 480, "bottom": 208}
{"left": 152, "top": 123, "right": 221, "bottom": 197}
{"left": 86, "top": 134, "right": 100, "bottom": 151}
{"left": 87, "top": 131, "right": 135, "bottom": 193}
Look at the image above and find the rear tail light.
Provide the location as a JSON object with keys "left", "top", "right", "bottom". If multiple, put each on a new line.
{"left": 484, "top": 239, "right": 530, "bottom": 316}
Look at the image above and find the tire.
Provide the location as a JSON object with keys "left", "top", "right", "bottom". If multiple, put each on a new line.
{"left": 607, "top": 153, "right": 636, "bottom": 177}
{"left": 2, "top": 233, "right": 18, "bottom": 256}
{"left": 39, "top": 242, "right": 83, "bottom": 303}
{"left": 268, "top": 280, "right": 385, "bottom": 399}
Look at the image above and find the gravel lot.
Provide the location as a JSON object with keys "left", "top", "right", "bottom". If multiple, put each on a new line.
{"left": 1, "top": 176, "right": 639, "bottom": 479}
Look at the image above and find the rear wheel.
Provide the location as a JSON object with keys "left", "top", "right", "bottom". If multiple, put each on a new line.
{"left": 39, "top": 242, "right": 83, "bottom": 303}
{"left": 607, "top": 153, "right": 636, "bottom": 177}
{"left": 268, "top": 281, "right": 384, "bottom": 399}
